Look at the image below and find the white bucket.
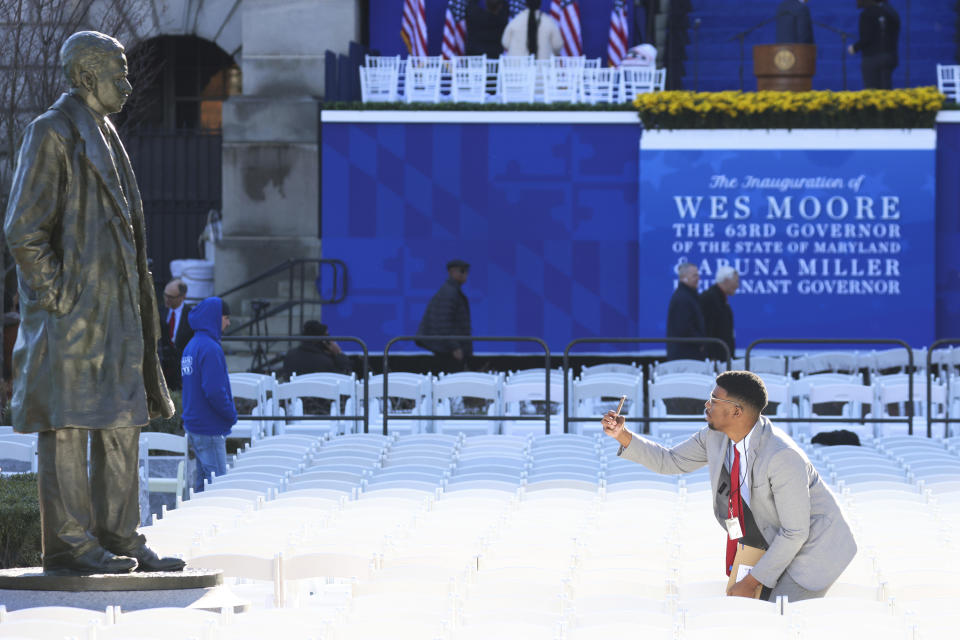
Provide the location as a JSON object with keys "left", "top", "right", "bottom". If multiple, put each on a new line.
{"left": 169, "top": 259, "right": 215, "bottom": 303}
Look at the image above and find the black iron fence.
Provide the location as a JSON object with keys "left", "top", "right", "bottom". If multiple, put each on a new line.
{"left": 382, "top": 336, "right": 551, "bottom": 436}
{"left": 745, "top": 338, "right": 916, "bottom": 434}
{"left": 219, "top": 334, "right": 954, "bottom": 440}
{"left": 222, "top": 335, "right": 370, "bottom": 433}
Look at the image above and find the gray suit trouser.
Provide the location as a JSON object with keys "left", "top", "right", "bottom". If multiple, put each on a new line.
{"left": 37, "top": 427, "right": 145, "bottom": 567}
{"left": 768, "top": 571, "right": 830, "bottom": 602}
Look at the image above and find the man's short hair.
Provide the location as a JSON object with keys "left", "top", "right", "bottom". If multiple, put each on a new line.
{"left": 676, "top": 262, "right": 696, "bottom": 277}
{"left": 60, "top": 31, "right": 124, "bottom": 88}
{"left": 716, "top": 266, "right": 737, "bottom": 284}
{"left": 716, "top": 371, "right": 768, "bottom": 413}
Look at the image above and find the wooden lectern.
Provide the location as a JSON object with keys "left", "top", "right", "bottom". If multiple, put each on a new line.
{"left": 753, "top": 44, "right": 816, "bottom": 91}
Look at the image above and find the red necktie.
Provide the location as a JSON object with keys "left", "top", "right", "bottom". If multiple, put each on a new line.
{"left": 168, "top": 311, "right": 176, "bottom": 342}
{"left": 726, "top": 445, "right": 742, "bottom": 576}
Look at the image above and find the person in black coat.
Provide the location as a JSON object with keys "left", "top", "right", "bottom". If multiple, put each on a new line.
{"left": 281, "top": 321, "right": 352, "bottom": 380}
{"left": 775, "top": 0, "right": 814, "bottom": 44}
{"left": 699, "top": 266, "right": 739, "bottom": 362}
{"left": 466, "top": 0, "right": 509, "bottom": 59}
{"left": 158, "top": 279, "right": 194, "bottom": 390}
{"left": 417, "top": 259, "right": 473, "bottom": 373}
{"left": 666, "top": 263, "right": 706, "bottom": 361}
{"left": 849, "top": 0, "right": 900, "bottom": 89}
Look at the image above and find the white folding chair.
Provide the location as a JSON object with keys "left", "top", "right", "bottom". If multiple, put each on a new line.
{"left": 543, "top": 55, "right": 585, "bottom": 103}
{"left": 359, "top": 66, "right": 400, "bottom": 102}
{"left": 451, "top": 55, "right": 487, "bottom": 103}
{"left": 0, "top": 436, "right": 37, "bottom": 474}
{"left": 366, "top": 373, "right": 433, "bottom": 435}
{"left": 801, "top": 382, "right": 875, "bottom": 441}
{"left": 570, "top": 373, "right": 643, "bottom": 435}
{"left": 404, "top": 56, "right": 443, "bottom": 103}
{"left": 498, "top": 55, "right": 536, "bottom": 103}
{"left": 581, "top": 67, "right": 618, "bottom": 104}
{"left": 937, "top": 64, "right": 960, "bottom": 103}
{"left": 620, "top": 67, "right": 660, "bottom": 102}
{"left": 277, "top": 378, "right": 342, "bottom": 437}
{"left": 432, "top": 372, "right": 501, "bottom": 436}
{"left": 187, "top": 552, "right": 283, "bottom": 609}
{"left": 500, "top": 378, "right": 564, "bottom": 436}
{"left": 140, "top": 431, "right": 189, "bottom": 501}
{"left": 648, "top": 378, "right": 713, "bottom": 438}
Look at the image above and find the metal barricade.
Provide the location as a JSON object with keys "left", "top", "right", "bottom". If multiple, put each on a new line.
{"left": 382, "top": 336, "right": 551, "bottom": 436}
{"left": 562, "top": 337, "right": 732, "bottom": 434}
{"left": 222, "top": 335, "right": 370, "bottom": 433}
{"left": 745, "top": 338, "right": 915, "bottom": 435}
{"left": 927, "top": 338, "right": 960, "bottom": 438}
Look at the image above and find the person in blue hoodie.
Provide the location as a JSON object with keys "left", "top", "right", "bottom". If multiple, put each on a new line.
{"left": 181, "top": 297, "right": 237, "bottom": 492}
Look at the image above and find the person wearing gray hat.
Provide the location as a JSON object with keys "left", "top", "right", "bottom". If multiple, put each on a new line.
{"left": 416, "top": 260, "right": 473, "bottom": 373}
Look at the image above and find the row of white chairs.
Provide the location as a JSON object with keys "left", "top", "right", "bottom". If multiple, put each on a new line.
{"left": 120, "top": 433, "right": 960, "bottom": 639}
{"left": 226, "top": 366, "right": 960, "bottom": 441}
{"left": 360, "top": 54, "right": 664, "bottom": 105}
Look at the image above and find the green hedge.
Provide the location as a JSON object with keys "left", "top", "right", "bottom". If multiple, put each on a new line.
{"left": 0, "top": 473, "right": 41, "bottom": 569}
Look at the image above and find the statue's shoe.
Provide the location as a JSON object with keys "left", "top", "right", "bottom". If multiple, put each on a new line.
{"left": 43, "top": 547, "right": 137, "bottom": 576}
{"left": 114, "top": 545, "right": 186, "bottom": 572}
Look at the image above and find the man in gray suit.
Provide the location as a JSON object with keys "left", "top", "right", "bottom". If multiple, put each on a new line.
{"left": 776, "top": 0, "right": 814, "bottom": 44}
{"left": 601, "top": 371, "right": 856, "bottom": 601}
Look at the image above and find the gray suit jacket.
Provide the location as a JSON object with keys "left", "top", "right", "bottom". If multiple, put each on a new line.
{"left": 618, "top": 417, "right": 856, "bottom": 591}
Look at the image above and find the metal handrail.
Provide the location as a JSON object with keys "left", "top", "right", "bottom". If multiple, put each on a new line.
{"left": 926, "top": 338, "right": 960, "bottom": 438}
{"left": 382, "top": 336, "right": 551, "bottom": 436}
{"left": 221, "top": 258, "right": 347, "bottom": 334}
{"left": 222, "top": 335, "right": 370, "bottom": 433}
{"left": 745, "top": 338, "right": 915, "bottom": 434}
{"left": 562, "top": 337, "right": 732, "bottom": 434}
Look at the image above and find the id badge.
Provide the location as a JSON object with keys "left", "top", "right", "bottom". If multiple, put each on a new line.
{"left": 725, "top": 517, "right": 743, "bottom": 540}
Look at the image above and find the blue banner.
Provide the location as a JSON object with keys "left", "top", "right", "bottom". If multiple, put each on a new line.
{"left": 321, "top": 117, "right": 640, "bottom": 352}
{"left": 639, "top": 143, "right": 936, "bottom": 349}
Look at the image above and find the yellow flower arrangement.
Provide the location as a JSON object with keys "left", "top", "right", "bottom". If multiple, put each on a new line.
{"left": 634, "top": 87, "right": 945, "bottom": 129}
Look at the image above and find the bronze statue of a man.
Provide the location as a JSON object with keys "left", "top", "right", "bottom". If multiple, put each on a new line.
{"left": 4, "top": 31, "right": 184, "bottom": 575}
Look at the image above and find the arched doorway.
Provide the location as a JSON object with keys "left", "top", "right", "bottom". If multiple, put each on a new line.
{"left": 120, "top": 36, "right": 239, "bottom": 284}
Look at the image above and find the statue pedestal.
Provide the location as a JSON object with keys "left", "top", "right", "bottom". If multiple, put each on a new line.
{"left": 0, "top": 568, "right": 247, "bottom": 613}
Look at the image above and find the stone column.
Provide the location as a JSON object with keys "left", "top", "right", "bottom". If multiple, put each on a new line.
{"left": 216, "top": 0, "right": 359, "bottom": 307}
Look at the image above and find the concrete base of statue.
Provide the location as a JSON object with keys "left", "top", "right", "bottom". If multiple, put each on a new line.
{"left": 0, "top": 568, "right": 248, "bottom": 613}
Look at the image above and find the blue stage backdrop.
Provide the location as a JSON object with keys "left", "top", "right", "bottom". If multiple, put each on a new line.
{"left": 936, "top": 115, "right": 960, "bottom": 340}
{"left": 320, "top": 114, "right": 640, "bottom": 352}
{"left": 639, "top": 131, "right": 937, "bottom": 349}
{"left": 368, "top": 0, "right": 643, "bottom": 62}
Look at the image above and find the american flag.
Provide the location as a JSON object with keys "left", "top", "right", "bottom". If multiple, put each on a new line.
{"left": 401, "top": 0, "right": 428, "bottom": 56}
{"left": 607, "top": 0, "right": 629, "bottom": 66}
{"left": 508, "top": 0, "right": 526, "bottom": 18}
{"left": 441, "top": 0, "right": 468, "bottom": 59}
{"left": 549, "top": 0, "right": 583, "bottom": 57}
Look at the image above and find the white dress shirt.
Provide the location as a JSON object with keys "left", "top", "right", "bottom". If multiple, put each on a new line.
{"left": 167, "top": 305, "right": 184, "bottom": 341}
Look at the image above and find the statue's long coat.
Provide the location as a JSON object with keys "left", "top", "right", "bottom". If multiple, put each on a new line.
{"left": 4, "top": 93, "right": 174, "bottom": 432}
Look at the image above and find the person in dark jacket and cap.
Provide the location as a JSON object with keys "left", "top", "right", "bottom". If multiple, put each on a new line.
{"left": 417, "top": 259, "right": 473, "bottom": 373}
{"left": 181, "top": 297, "right": 237, "bottom": 493}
